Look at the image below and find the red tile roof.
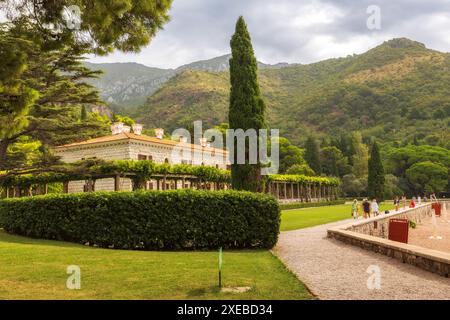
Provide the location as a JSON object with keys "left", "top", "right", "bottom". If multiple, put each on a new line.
{"left": 55, "top": 132, "right": 227, "bottom": 154}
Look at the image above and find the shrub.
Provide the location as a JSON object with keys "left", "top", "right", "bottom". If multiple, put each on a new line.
{"left": 279, "top": 200, "right": 345, "bottom": 211}
{"left": 0, "top": 190, "right": 280, "bottom": 250}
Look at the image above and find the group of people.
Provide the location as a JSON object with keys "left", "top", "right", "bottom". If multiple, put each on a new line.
{"left": 352, "top": 198, "right": 380, "bottom": 219}
{"left": 351, "top": 193, "right": 439, "bottom": 220}
{"left": 393, "top": 195, "right": 418, "bottom": 211}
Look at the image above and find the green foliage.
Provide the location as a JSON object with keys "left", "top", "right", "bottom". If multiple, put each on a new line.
{"left": 268, "top": 174, "right": 340, "bottom": 186}
{"left": 286, "top": 164, "right": 315, "bottom": 176}
{"left": 2, "top": 0, "right": 173, "bottom": 55}
{"left": 0, "top": 35, "right": 39, "bottom": 140}
{"left": 341, "top": 174, "right": 367, "bottom": 197}
{"left": 274, "top": 137, "right": 307, "bottom": 173}
{"left": 406, "top": 161, "right": 448, "bottom": 194}
{"left": 279, "top": 200, "right": 345, "bottom": 211}
{"left": 304, "top": 136, "right": 321, "bottom": 174}
{"left": 320, "top": 146, "right": 351, "bottom": 177}
{"left": 3, "top": 137, "right": 42, "bottom": 170}
{"left": 384, "top": 144, "right": 450, "bottom": 176}
{"left": 133, "top": 38, "right": 450, "bottom": 148}
{"left": 368, "top": 142, "right": 385, "bottom": 200}
{"left": 383, "top": 174, "right": 404, "bottom": 199}
{"left": 0, "top": 190, "right": 281, "bottom": 250}
{"left": 0, "top": 160, "right": 232, "bottom": 188}
{"left": 80, "top": 105, "right": 87, "bottom": 121}
{"left": 112, "top": 114, "right": 135, "bottom": 127}
{"left": 350, "top": 132, "right": 369, "bottom": 178}
{"left": 229, "top": 16, "right": 267, "bottom": 192}
{"left": 383, "top": 144, "right": 450, "bottom": 195}
{"left": 0, "top": 23, "right": 110, "bottom": 169}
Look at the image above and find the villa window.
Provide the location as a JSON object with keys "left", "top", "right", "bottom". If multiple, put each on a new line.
{"left": 138, "top": 154, "right": 147, "bottom": 160}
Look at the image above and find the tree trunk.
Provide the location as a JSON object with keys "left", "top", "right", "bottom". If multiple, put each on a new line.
{"left": 0, "top": 138, "right": 11, "bottom": 168}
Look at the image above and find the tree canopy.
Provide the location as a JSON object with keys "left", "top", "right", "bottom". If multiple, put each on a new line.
{"left": 406, "top": 161, "right": 448, "bottom": 194}
{"left": 0, "top": 0, "right": 173, "bottom": 54}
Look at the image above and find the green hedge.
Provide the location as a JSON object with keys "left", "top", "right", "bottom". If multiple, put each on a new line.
{"left": 268, "top": 174, "right": 340, "bottom": 186}
{"left": 0, "top": 190, "right": 280, "bottom": 250}
{"left": 279, "top": 200, "right": 346, "bottom": 211}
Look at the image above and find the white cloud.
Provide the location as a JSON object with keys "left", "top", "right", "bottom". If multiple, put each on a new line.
{"left": 87, "top": 0, "right": 450, "bottom": 68}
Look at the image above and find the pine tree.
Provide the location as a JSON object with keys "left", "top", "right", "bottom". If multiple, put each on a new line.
{"left": 304, "top": 136, "right": 321, "bottom": 174}
{"left": 0, "top": 35, "right": 39, "bottom": 164}
{"left": 229, "top": 16, "right": 266, "bottom": 191}
{"left": 2, "top": 0, "right": 173, "bottom": 55}
{"left": 368, "top": 141, "right": 385, "bottom": 200}
{"left": 0, "top": 25, "right": 108, "bottom": 169}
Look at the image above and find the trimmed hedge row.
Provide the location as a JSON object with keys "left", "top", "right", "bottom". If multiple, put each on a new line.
{"left": 0, "top": 190, "right": 280, "bottom": 250}
{"left": 279, "top": 200, "right": 346, "bottom": 211}
{"left": 268, "top": 174, "right": 340, "bottom": 186}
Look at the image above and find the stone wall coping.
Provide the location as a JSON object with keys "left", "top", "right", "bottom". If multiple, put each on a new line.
{"left": 327, "top": 201, "right": 450, "bottom": 276}
{"left": 333, "top": 203, "right": 431, "bottom": 231}
{"left": 328, "top": 228, "right": 450, "bottom": 264}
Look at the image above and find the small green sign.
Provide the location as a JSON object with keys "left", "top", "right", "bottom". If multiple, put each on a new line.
{"left": 218, "top": 247, "right": 223, "bottom": 288}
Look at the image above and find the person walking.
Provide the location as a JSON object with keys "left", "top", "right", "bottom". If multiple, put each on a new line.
{"left": 402, "top": 195, "right": 407, "bottom": 209}
{"left": 362, "top": 198, "right": 371, "bottom": 219}
{"left": 409, "top": 197, "right": 416, "bottom": 208}
{"left": 417, "top": 195, "right": 422, "bottom": 205}
{"left": 351, "top": 199, "right": 359, "bottom": 219}
{"left": 394, "top": 196, "right": 400, "bottom": 211}
{"left": 430, "top": 192, "right": 438, "bottom": 202}
{"left": 371, "top": 199, "right": 379, "bottom": 216}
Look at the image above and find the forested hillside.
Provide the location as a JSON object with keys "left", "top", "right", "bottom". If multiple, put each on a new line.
{"left": 133, "top": 38, "right": 450, "bottom": 148}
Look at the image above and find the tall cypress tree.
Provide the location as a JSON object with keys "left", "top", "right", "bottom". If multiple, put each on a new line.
{"left": 304, "top": 136, "right": 321, "bottom": 174}
{"left": 229, "top": 16, "right": 266, "bottom": 191}
{"left": 368, "top": 141, "right": 385, "bottom": 200}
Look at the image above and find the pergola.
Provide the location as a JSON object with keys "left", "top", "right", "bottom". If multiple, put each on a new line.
{"left": 265, "top": 180, "right": 339, "bottom": 203}
{"left": 0, "top": 161, "right": 340, "bottom": 202}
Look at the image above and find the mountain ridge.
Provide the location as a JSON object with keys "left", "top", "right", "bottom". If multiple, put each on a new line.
{"left": 131, "top": 38, "right": 450, "bottom": 147}
{"left": 86, "top": 54, "right": 296, "bottom": 108}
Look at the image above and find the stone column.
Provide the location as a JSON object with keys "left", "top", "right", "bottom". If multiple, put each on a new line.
{"left": 114, "top": 175, "right": 121, "bottom": 191}
{"left": 63, "top": 182, "right": 69, "bottom": 194}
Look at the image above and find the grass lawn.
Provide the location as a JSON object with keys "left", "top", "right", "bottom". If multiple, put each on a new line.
{"left": 0, "top": 230, "right": 313, "bottom": 300}
{"left": 281, "top": 203, "right": 395, "bottom": 231}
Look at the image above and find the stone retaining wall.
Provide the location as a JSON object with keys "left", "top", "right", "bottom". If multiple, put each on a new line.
{"left": 327, "top": 203, "right": 450, "bottom": 277}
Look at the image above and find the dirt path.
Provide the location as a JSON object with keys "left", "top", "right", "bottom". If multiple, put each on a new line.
{"left": 273, "top": 219, "right": 450, "bottom": 300}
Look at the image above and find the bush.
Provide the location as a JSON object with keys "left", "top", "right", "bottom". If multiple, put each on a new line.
{"left": 280, "top": 200, "right": 345, "bottom": 211}
{"left": 0, "top": 190, "right": 280, "bottom": 250}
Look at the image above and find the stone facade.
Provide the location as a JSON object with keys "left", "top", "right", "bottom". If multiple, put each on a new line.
{"left": 53, "top": 126, "right": 229, "bottom": 193}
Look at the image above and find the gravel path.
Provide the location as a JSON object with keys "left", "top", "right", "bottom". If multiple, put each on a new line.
{"left": 273, "top": 219, "right": 450, "bottom": 300}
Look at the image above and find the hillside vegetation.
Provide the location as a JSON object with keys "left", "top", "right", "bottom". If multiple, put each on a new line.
{"left": 133, "top": 38, "right": 450, "bottom": 147}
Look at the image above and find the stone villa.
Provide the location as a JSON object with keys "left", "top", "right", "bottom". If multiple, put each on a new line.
{"left": 54, "top": 123, "right": 229, "bottom": 193}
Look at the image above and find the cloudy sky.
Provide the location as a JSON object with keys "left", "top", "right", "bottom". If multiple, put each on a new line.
{"left": 88, "top": 0, "right": 450, "bottom": 69}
